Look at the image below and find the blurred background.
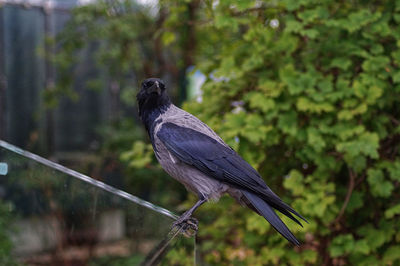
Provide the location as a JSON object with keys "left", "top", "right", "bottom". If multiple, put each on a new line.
{"left": 1, "top": 0, "right": 400, "bottom": 265}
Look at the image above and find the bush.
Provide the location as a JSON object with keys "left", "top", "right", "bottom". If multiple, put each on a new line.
{"left": 163, "top": 0, "right": 400, "bottom": 264}
{"left": 54, "top": 0, "right": 400, "bottom": 264}
{"left": 0, "top": 200, "right": 19, "bottom": 265}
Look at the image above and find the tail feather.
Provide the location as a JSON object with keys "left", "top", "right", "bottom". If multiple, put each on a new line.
{"left": 243, "top": 191, "right": 300, "bottom": 246}
{"left": 269, "top": 203, "right": 304, "bottom": 228}
{"left": 260, "top": 187, "right": 308, "bottom": 224}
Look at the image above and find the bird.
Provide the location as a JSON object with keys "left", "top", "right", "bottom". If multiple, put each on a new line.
{"left": 136, "top": 77, "right": 307, "bottom": 245}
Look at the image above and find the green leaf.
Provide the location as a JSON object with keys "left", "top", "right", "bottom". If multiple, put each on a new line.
{"left": 366, "top": 86, "right": 383, "bottom": 104}
{"left": 336, "top": 132, "right": 379, "bottom": 159}
{"left": 329, "top": 234, "right": 354, "bottom": 257}
{"left": 353, "top": 239, "right": 370, "bottom": 255}
{"left": 215, "top": 14, "right": 238, "bottom": 30}
{"left": 346, "top": 191, "right": 364, "bottom": 212}
{"left": 362, "top": 56, "right": 390, "bottom": 72}
{"left": 392, "top": 71, "right": 400, "bottom": 83}
{"left": 282, "top": 0, "right": 301, "bottom": 11}
{"left": 300, "top": 29, "right": 319, "bottom": 39}
{"left": 246, "top": 213, "right": 270, "bottom": 234}
{"left": 385, "top": 204, "right": 400, "bottom": 219}
{"left": 326, "top": 9, "right": 381, "bottom": 33}
{"left": 297, "top": 97, "right": 334, "bottom": 113}
{"left": 330, "top": 58, "right": 352, "bottom": 70}
{"left": 302, "top": 249, "right": 318, "bottom": 263}
{"left": 245, "top": 92, "right": 275, "bottom": 113}
{"left": 120, "top": 141, "right": 153, "bottom": 168}
{"left": 386, "top": 161, "right": 400, "bottom": 181}
{"left": 285, "top": 20, "right": 303, "bottom": 33}
{"left": 383, "top": 246, "right": 400, "bottom": 264}
{"left": 277, "top": 111, "right": 298, "bottom": 136}
{"left": 367, "top": 169, "right": 394, "bottom": 198}
{"left": 162, "top": 31, "right": 176, "bottom": 45}
{"left": 358, "top": 225, "right": 387, "bottom": 251}
{"left": 283, "top": 170, "right": 305, "bottom": 196}
{"left": 307, "top": 127, "right": 326, "bottom": 152}
{"left": 298, "top": 7, "right": 329, "bottom": 23}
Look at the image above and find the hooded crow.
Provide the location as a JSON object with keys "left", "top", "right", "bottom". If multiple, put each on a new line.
{"left": 137, "top": 78, "right": 307, "bottom": 245}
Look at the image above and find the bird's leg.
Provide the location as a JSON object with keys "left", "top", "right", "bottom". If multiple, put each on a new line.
{"left": 172, "top": 197, "right": 207, "bottom": 233}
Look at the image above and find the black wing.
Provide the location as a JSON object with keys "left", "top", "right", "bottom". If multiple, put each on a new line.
{"left": 157, "top": 122, "right": 306, "bottom": 243}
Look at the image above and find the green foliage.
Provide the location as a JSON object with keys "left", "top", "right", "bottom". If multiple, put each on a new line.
{"left": 163, "top": 236, "right": 196, "bottom": 266}
{"left": 46, "top": 0, "right": 159, "bottom": 108}
{"left": 0, "top": 200, "right": 19, "bottom": 265}
{"left": 164, "top": 0, "right": 400, "bottom": 264}
{"left": 120, "top": 141, "right": 153, "bottom": 169}
{"left": 89, "top": 254, "right": 144, "bottom": 266}
{"left": 50, "top": 0, "right": 191, "bottom": 211}
{"left": 54, "top": 0, "right": 400, "bottom": 264}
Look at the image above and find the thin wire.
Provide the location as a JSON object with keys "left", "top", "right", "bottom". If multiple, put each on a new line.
{"left": 141, "top": 228, "right": 183, "bottom": 266}
{"left": 194, "top": 234, "right": 197, "bottom": 266}
{"left": 0, "top": 140, "right": 179, "bottom": 220}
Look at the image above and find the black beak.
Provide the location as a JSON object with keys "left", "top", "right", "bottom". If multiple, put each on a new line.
{"left": 148, "top": 81, "right": 161, "bottom": 95}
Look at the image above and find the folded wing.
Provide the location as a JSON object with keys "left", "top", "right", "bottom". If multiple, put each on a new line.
{"left": 157, "top": 122, "right": 306, "bottom": 245}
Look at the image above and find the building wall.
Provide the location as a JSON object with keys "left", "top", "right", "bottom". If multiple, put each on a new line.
{"left": 0, "top": 2, "right": 114, "bottom": 154}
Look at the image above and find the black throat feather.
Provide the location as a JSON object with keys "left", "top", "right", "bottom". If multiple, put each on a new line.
{"left": 138, "top": 93, "right": 171, "bottom": 138}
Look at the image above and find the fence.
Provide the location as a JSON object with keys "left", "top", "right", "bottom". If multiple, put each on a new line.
{"left": 0, "top": 0, "right": 121, "bottom": 154}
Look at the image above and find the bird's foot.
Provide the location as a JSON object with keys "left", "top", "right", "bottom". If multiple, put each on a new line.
{"left": 172, "top": 216, "right": 199, "bottom": 237}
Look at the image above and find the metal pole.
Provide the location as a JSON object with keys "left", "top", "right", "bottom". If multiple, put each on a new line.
{"left": 43, "top": 4, "right": 54, "bottom": 154}
{"left": 0, "top": 6, "right": 6, "bottom": 139}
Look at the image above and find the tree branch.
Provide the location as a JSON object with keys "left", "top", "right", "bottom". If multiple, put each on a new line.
{"left": 333, "top": 169, "right": 356, "bottom": 225}
{"left": 389, "top": 115, "right": 400, "bottom": 126}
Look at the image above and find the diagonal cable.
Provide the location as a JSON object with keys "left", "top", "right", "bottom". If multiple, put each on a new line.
{"left": 0, "top": 140, "right": 178, "bottom": 220}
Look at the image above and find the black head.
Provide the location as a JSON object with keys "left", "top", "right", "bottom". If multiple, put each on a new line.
{"left": 140, "top": 78, "right": 166, "bottom": 95}
{"left": 137, "top": 78, "right": 171, "bottom": 128}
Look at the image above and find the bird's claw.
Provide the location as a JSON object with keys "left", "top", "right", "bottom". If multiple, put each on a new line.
{"left": 172, "top": 217, "right": 199, "bottom": 237}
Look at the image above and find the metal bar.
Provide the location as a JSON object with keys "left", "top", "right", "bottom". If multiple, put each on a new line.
{"left": 0, "top": 139, "right": 179, "bottom": 220}
{"left": 0, "top": 8, "right": 6, "bottom": 139}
